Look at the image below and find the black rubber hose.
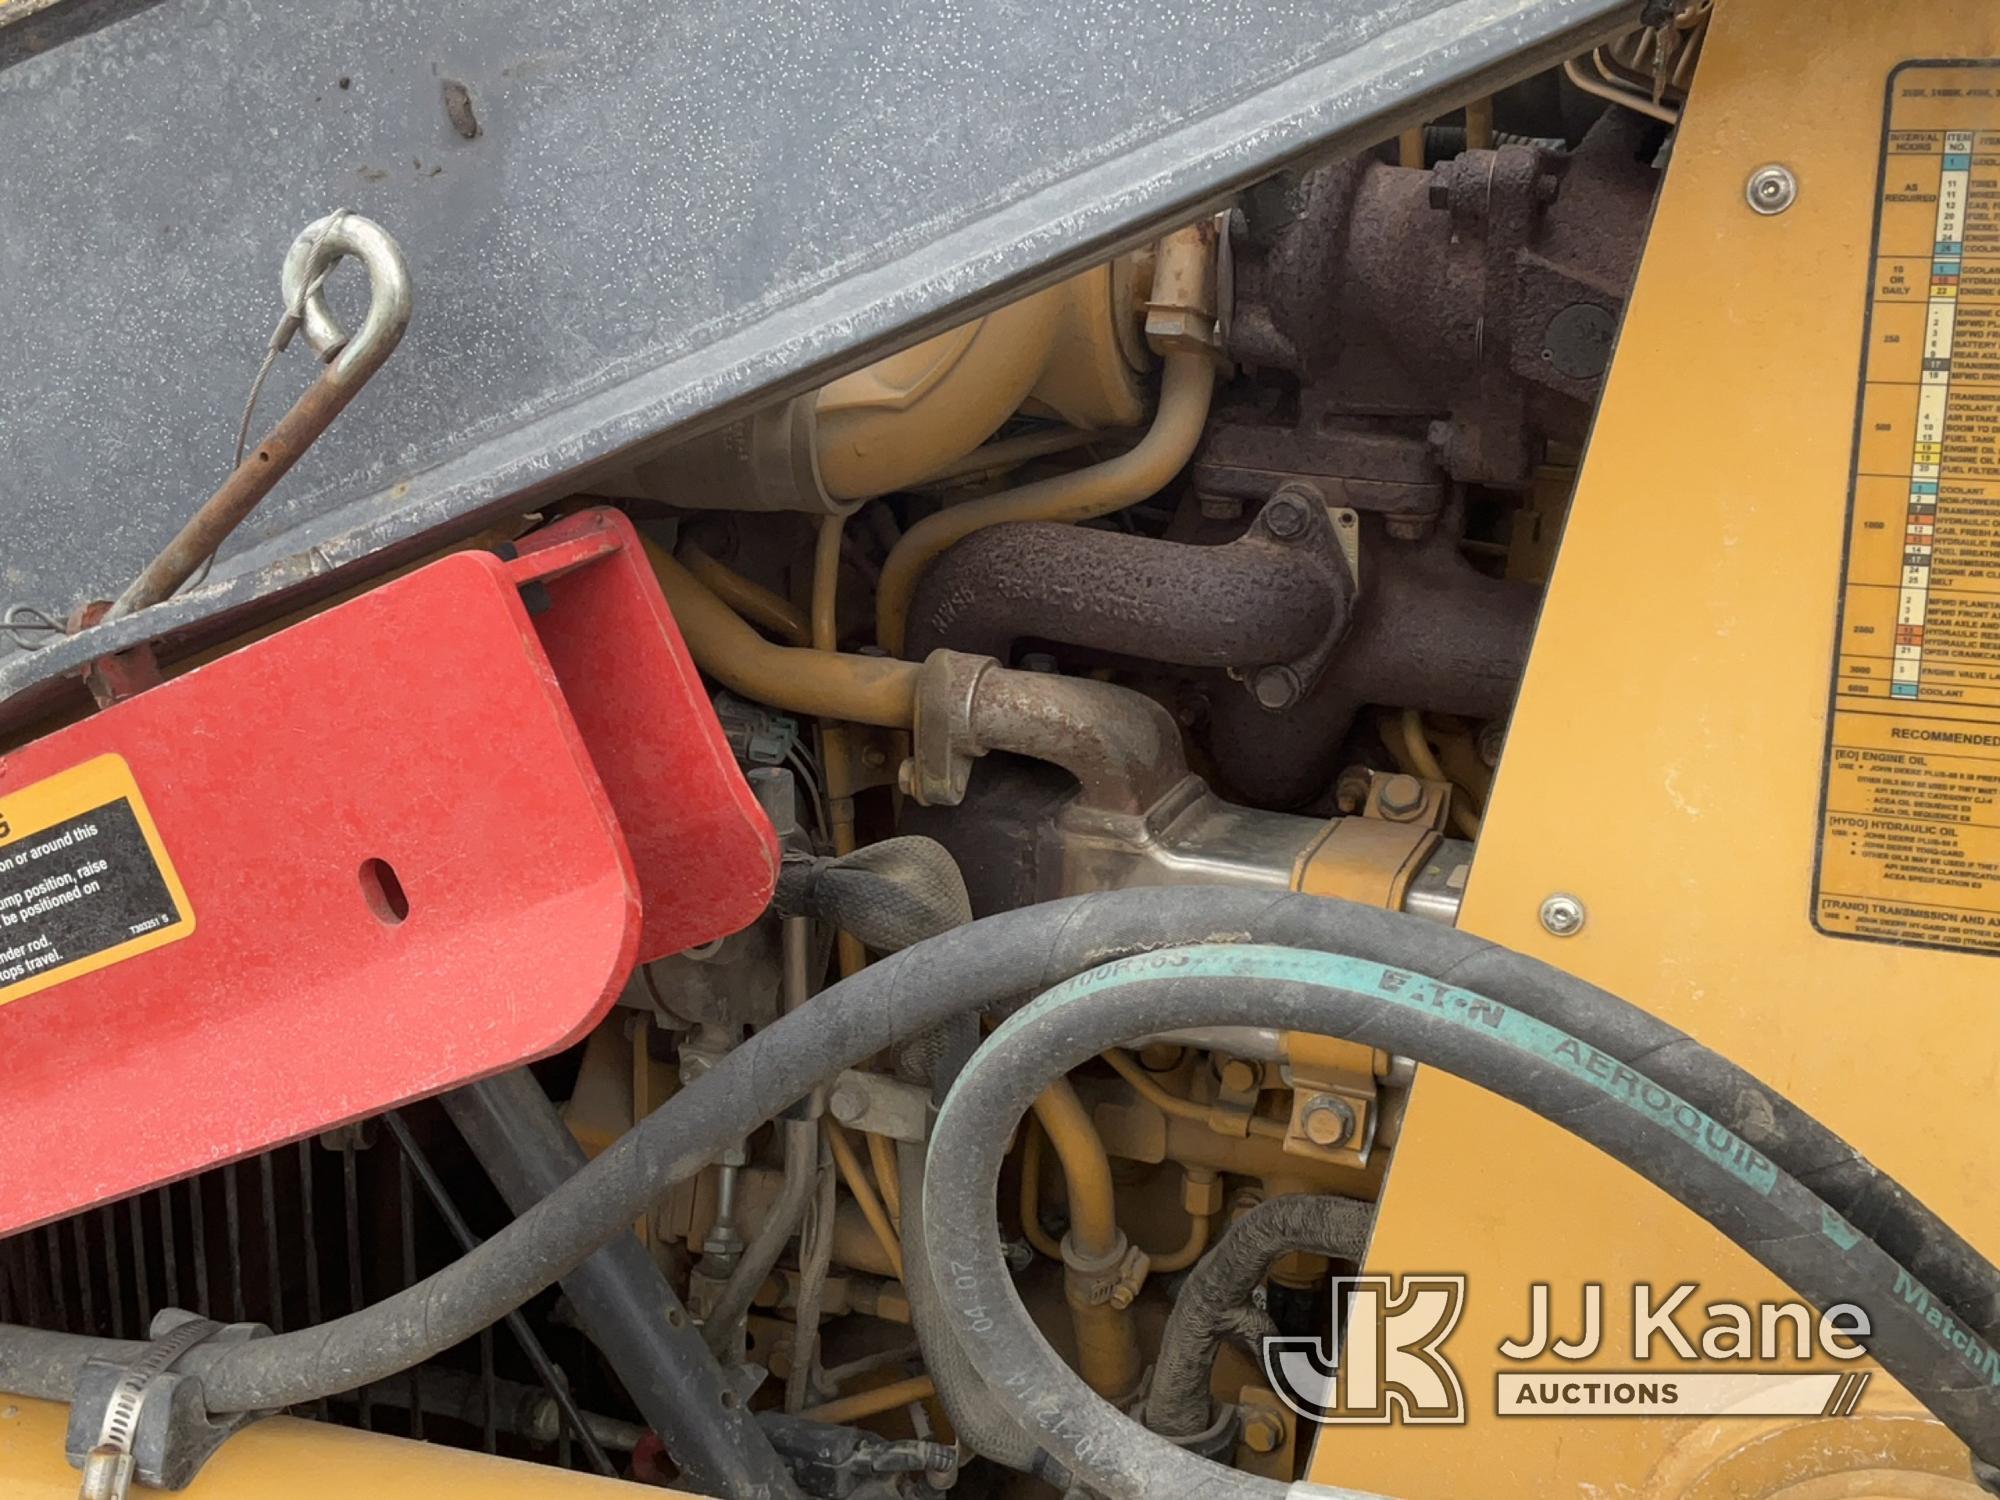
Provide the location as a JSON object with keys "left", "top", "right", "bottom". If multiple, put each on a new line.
{"left": 918, "top": 947, "right": 2000, "bottom": 1498}
{"left": 895, "top": 1140, "right": 1060, "bottom": 1480}
{"left": 1143, "top": 1194, "right": 1372, "bottom": 1439}
{"left": 0, "top": 889, "right": 1991, "bottom": 1427}
{"left": 774, "top": 836, "right": 972, "bottom": 954}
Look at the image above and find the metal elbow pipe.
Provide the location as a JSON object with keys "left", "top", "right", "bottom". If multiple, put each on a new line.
{"left": 903, "top": 516, "right": 1343, "bottom": 667}
{"left": 1210, "top": 531, "right": 1538, "bottom": 807}
{"left": 925, "top": 653, "right": 1192, "bottom": 816}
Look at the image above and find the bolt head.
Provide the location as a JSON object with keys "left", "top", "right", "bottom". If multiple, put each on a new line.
{"left": 1538, "top": 892, "right": 1586, "bottom": 937}
{"left": 1261, "top": 491, "right": 1313, "bottom": 540}
{"left": 1241, "top": 1409, "right": 1285, "bottom": 1454}
{"left": 1251, "top": 665, "right": 1301, "bottom": 711}
{"left": 829, "top": 1084, "right": 868, "bottom": 1125}
{"left": 1377, "top": 772, "right": 1425, "bottom": 819}
{"left": 1300, "top": 1093, "right": 1356, "bottom": 1148}
{"left": 1745, "top": 164, "right": 1797, "bottom": 216}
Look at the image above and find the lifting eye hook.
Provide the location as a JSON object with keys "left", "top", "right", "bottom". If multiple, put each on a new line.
{"left": 104, "top": 214, "right": 411, "bottom": 622}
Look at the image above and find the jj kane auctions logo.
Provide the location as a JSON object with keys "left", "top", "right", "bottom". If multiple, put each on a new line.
{"left": 1263, "top": 1277, "right": 1875, "bottom": 1424}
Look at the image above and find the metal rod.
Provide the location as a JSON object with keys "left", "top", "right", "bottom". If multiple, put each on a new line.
{"left": 340, "top": 1143, "right": 369, "bottom": 1432}
{"left": 379, "top": 1112, "right": 616, "bottom": 1479}
{"left": 42, "top": 1226, "right": 67, "bottom": 1329}
{"left": 128, "top": 1199, "right": 151, "bottom": 1336}
{"left": 98, "top": 1207, "right": 123, "bottom": 1339}
{"left": 71, "top": 1216, "right": 94, "bottom": 1334}
{"left": 259, "top": 1153, "right": 285, "bottom": 1333}
{"left": 396, "top": 1150, "right": 423, "bottom": 1443}
{"left": 189, "top": 1177, "right": 210, "bottom": 1317}
{"left": 21, "top": 1230, "right": 46, "bottom": 1327}
{"left": 159, "top": 1185, "right": 180, "bottom": 1310}
{"left": 442, "top": 1071, "right": 801, "bottom": 1498}
{"left": 105, "top": 216, "right": 409, "bottom": 622}
{"left": 223, "top": 1162, "right": 246, "bottom": 1323}
{"left": 298, "top": 1142, "right": 326, "bottom": 1421}
{"left": 478, "top": 1326, "right": 497, "bottom": 1454}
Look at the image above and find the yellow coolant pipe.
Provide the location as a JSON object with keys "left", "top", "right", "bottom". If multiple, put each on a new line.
{"left": 643, "top": 539, "right": 919, "bottom": 728}
{"left": 874, "top": 349, "right": 1216, "bottom": 656}
{"left": 1031, "top": 1078, "right": 1143, "bottom": 1401}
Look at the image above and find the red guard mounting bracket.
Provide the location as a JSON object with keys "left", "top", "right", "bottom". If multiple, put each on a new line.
{"left": 0, "top": 507, "right": 775, "bottom": 1235}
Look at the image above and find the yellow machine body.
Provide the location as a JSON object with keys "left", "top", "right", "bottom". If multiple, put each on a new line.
{"left": 1325, "top": 2, "right": 2000, "bottom": 1493}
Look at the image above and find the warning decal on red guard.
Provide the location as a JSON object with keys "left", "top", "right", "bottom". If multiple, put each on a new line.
{"left": 1817, "top": 63, "right": 2000, "bottom": 953}
{"left": 0, "top": 754, "right": 193, "bottom": 1005}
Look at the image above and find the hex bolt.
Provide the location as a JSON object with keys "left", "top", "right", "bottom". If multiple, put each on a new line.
{"left": 1261, "top": 488, "right": 1315, "bottom": 540}
{"left": 1241, "top": 1409, "right": 1286, "bottom": 1454}
{"left": 1252, "top": 664, "right": 1301, "bottom": 711}
{"left": 829, "top": 1084, "right": 869, "bottom": 1126}
{"left": 1377, "top": 773, "right": 1425, "bottom": 820}
{"left": 1538, "top": 892, "right": 1586, "bottom": 937}
{"left": 859, "top": 742, "right": 889, "bottom": 770}
{"left": 1300, "top": 1094, "right": 1356, "bottom": 1148}
{"left": 1745, "top": 164, "right": 1797, "bottom": 216}
{"left": 1017, "top": 651, "right": 1059, "bottom": 674}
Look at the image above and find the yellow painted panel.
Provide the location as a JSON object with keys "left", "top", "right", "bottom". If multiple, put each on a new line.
{"left": 1321, "top": 2, "right": 2000, "bottom": 1494}
{"left": 0, "top": 1397, "right": 660, "bottom": 1498}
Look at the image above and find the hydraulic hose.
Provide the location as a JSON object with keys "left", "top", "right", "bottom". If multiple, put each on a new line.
{"left": 0, "top": 889, "right": 1991, "bottom": 1445}
{"left": 896, "top": 1140, "right": 1057, "bottom": 1479}
{"left": 1143, "top": 1194, "right": 1373, "bottom": 1439}
{"left": 875, "top": 351, "right": 1217, "bottom": 657}
{"left": 918, "top": 947, "right": 2000, "bottom": 1498}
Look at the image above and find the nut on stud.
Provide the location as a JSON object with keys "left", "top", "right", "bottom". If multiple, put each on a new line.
{"left": 1538, "top": 892, "right": 1586, "bottom": 937}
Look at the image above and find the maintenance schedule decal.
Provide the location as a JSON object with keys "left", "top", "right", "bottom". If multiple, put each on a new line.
{"left": 1819, "top": 63, "right": 2000, "bottom": 954}
{"left": 0, "top": 754, "right": 193, "bottom": 1006}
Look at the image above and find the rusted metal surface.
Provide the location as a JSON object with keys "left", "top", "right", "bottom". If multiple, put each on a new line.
{"left": 1208, "top": 526, "right": 1539, "bottom": 806}
{"left": 107, "top": 375, "right": 363, "bottom": 621}
{"left": 903, "top": 506, "right": 1350, "bottom": 668}
{"left": 1206, "top": 112, "right": 1658, "bottom": 520}
{"left": 909, "top": 651, "right": 1193, "bottom": 816}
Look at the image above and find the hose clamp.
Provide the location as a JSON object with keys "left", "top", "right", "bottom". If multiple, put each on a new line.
{"left": 78, "top": 1315, "right": 222, "bottom": 1500}
{"left": 67, "top": 1312, "right": 271, "bottom": 1496}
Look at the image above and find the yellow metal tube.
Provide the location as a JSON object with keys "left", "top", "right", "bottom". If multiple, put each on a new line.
{"left": 0, "top": 1398, "right": 641, "bottom": 1498}
{"left": 866, "top": 1128, "right": 902, "bottom": 1227}
{"left": 1101, "top": 1048, "right": 1289, "bottom": 1141}
{"left": 1031, "top": 1078, "right": 1141, "bottom": 1400}
{"left": 1017, "top": 1117, "right": 1064, "bottom": 1260}
{"left": 1145, "top": 1204, "right": 1212, "bottom": 1276}
{"left": 680, "top": 544, "right": 811, "bottom": 646}
{"left": 874, "top": 351, "right": 1217, "bottom": 655}
{"left": 801, "top": 1374, "right": 938, "bottom": 1426}
{"left": 824, "top": 1117, "right": 903, "bottom": 1279}
{"left": 644, "top": 540, "right": 920, "bottom": 728}
{"left": 1029, "top": 1078, "right": 1120, "bottom": 1257}
{"left": 1391, "top": 707, "right": 1482, "bottom": 839}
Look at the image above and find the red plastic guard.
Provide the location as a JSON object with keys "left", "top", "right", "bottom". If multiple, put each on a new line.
{"left": 0, "top": 508, "right": 775, "bottom": 1234}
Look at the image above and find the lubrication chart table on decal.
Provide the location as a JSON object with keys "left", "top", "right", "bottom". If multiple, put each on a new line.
{"left": 1819, "top": 65, "right": 2000, "bottom": 953}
